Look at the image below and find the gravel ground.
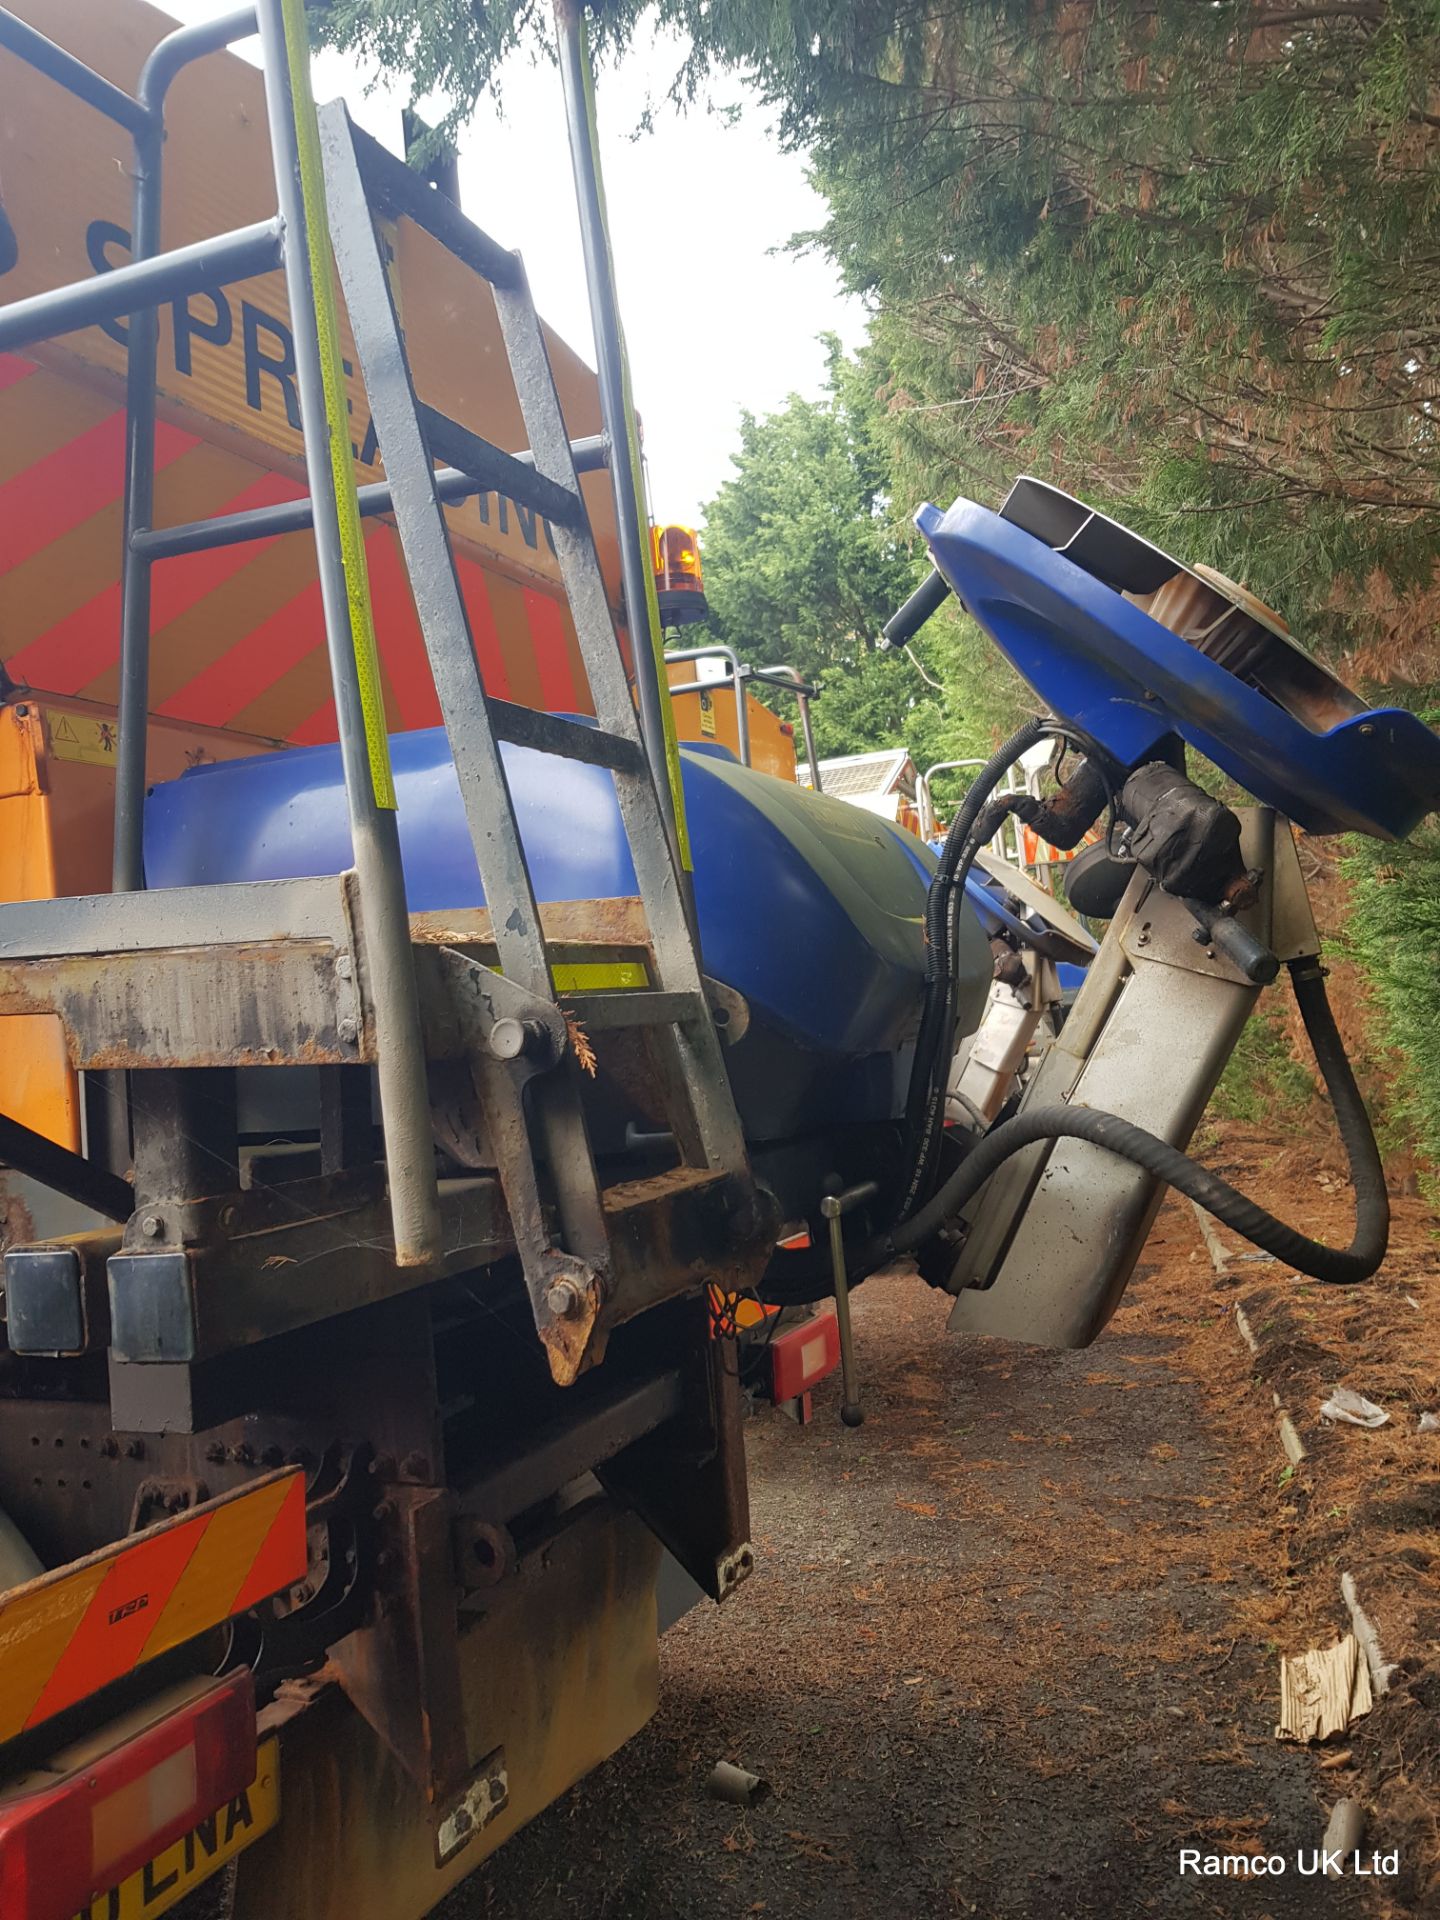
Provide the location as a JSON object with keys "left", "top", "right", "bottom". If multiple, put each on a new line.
{"left": 446, "top": 1226, "right": 1375, "bottom": 1920}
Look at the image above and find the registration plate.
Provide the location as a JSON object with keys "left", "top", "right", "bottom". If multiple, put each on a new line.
{"left": 73, "top": 1738, "right": 279, "bottom": 1920}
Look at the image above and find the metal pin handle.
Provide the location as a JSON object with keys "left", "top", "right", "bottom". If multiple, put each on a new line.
{"left": 820, "top": 1179, "right": 878, "bottom": 1427}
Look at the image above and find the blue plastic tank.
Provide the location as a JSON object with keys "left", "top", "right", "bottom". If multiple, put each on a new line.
{"left": 144, "top": 728, "right": 990, "bottom": 1140}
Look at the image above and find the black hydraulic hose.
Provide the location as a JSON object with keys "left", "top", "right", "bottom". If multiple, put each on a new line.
{"left": 896, "top": 715, "right": 1049, "bottom": 1223}
{"left": 880, "top": 959, "right": 1388, "bottom": 1287}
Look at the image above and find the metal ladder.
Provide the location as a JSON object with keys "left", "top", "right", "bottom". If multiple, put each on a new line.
{"left": 0, "top": 0, "right": 760, "bottom": 1390}
{"left": 314, "top": 102, "right": 753, "bottom": 1379}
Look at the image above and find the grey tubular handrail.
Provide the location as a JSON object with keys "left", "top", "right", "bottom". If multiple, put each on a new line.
{"left": 918, "top": 757, "right": 1038, "bottom": 870}
{"left": 663, "top": 645, "right": 751, "bottom": 767}
{"left": 252, "top": 0, "right": 441, "bottom": 1263}
{"left": 0, "top": 222, "right": 283, "bottom": 358}
{"left": 753, "top": 663, "right": 822, "bottom": 793}
{"left": 917, "top": 759, "right": 987, "bottom": 842}
{"left": 553, "top": 0, "right": 686, "bottom": 894}
{"left": 664, "top": 654, "right": 826, "bottom": 788}
{"left": 0, "top": 9, "right": 151, "bottom": 131}
{"left": 113, "top": 6, "right": 267, "bottom": 893}
{"left": 131, "top": 434, "right": 611, "bottom": 560}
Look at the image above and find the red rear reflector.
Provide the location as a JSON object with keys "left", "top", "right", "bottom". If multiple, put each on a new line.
{"left": 0, "top": 1670, "right": 257, "bottom": 1920}
{"left": 770, "top": 1309, "right": 840, "bottom": 1402}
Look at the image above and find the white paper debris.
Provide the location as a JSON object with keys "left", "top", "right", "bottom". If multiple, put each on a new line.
{"left": 1319, "top": 1388, "right": 1390, "bottom": 1428}
{"left": 1277, "top": 1634, "right": 1373, "bottom": 1743}
{"left": 1419, "top": 1411, "right": 1440, "bottom": 1433}
{"left": 1341, "top": 1572, "right": 1398, "bottom": 1697}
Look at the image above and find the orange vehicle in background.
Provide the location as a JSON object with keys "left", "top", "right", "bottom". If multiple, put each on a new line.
{"left": 653, "top": 523, "right": 819, "bottom": 785}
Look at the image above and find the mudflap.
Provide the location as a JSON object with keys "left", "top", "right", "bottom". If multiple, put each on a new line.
{"left": 230, "top": 1501, "right": 661, "bottom": 1920}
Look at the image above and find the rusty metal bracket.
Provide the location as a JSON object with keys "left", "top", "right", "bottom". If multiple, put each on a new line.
{"left": 327, "top": 1482, "right": 470, "bottom": 1802}
{"left": 416, "top": 945, "right": 568, "bottom": 1065}
{"left": 702, "top": 976, "right": 749, "bottom": 1046}
{"left": 129, "top": 1474, "right": 210, "bottom": 1531}
{"left": 422, "top": 942, "right": 614, "bottom": 1386}
{"left": 468, "top": 1048, "right": 604, "bottom": 1387}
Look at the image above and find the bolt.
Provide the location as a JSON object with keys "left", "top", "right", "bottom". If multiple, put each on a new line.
{"left": 369, "top": 1453, "right": 396, "bottom": 1480}
{"left": 488, "top": 1016, "right": 525, "bottom": 1059}
{"left": 124, "top": 1439, "right": 145, "bottom": 1460}
{"left": 489, "top": 1015, "right": 546, "bottom": 1061}
{"left": 218, "top": 1204, "right": 239, "bottom": 1232}
{"left": 229, "top": 1442, "right": 254, "bottom": 1466}
{"left": 337, "top": 1016, "right": 359, "bottom": 1046}
{"left": 100, "top": 1436, "right": 119, "bottom": 1459}
{"left": 140, "top": 1214, "right": 164, "bottom": 1240}
{"left": 400, "top": 1450, "right": 430, "bottom": 1480}
{"left": 545, "top": 1278, "right": 582, "bottom": 1319}
{"left": 204, "top": 1441, "right": 227, "bottom": 1464}
{"left": 373, "top": 1500, "right": 395, "bottom": 1525}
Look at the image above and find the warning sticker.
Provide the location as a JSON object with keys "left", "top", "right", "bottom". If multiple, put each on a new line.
{"left": 698, "top": 691, "right": 717, "bottom": 738}
{"left": 45, "top": 709, "right": 120, "bottom": 768}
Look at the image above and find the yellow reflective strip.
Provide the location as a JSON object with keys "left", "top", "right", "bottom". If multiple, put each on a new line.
{"left": 140, "top": 1474, "right": 294, "bottom": 1663}
{"left": 0, "top": 1562, "right": 109, "bottom": 1742}
{"left": 575, "top": 19, "right": 692, "bottom": 871}
{"left": 277, "top": 0, "right": 396, "bottom": 810}
{"left": 552, "top": 960, "right": 649, "bottom": 991}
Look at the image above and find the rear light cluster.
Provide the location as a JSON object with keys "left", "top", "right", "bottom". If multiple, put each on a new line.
{"left": 0, "top": 1670, "right": 256, "bottom": 1920}
{"left": 770, "top": 1308, "right": 840, "bottom": 1405}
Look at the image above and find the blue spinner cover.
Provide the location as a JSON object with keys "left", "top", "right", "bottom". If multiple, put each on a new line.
{"left": 917, "top": 497, "right": 1440, "bottom": 840}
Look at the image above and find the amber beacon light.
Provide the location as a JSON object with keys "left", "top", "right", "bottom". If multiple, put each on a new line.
{"left": 652, "top": 524, "right": 710, "bottom": 627}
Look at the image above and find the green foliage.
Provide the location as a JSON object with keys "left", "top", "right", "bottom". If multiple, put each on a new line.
{"left": 1209, "top": 1001, "right": 1316, "bottom": 1128}
{"left": 698, "top": 343, "right": 907, "bottom": 688}
{"left": 1343, "top": 782, "right": 1440, "bottom": 1157}
{"left": 696, "top": 342, "right": 992, "bottom": 764}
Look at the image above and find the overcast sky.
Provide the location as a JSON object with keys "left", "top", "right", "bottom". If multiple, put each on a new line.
{"left": 162, "top": 3, "right": 868, "bottom": 526}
